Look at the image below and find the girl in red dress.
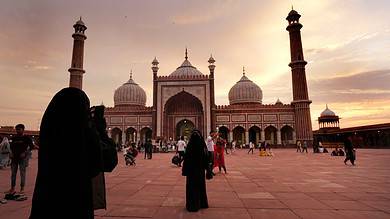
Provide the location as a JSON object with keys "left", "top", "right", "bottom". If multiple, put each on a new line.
{"left": 214, "top": 136, "right": 227, "bottom": 174}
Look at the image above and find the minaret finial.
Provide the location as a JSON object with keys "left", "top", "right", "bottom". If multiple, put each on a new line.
{"left": 185, "top": 47, "right": 188, "bottom": 60}
{"left": 326, "top": 104, "right": 328, "bottom": 109}
{"left": 292, "top": 5, "right": 293, "bottom": 10}
{"left": 130, "top": 69, "right": 133, "bottom": 80}
{"left": 79, "top": 16, "right": 82, "bottom": 21}
{"left": 243, "top": 66, "right": 246, "bottom": 76}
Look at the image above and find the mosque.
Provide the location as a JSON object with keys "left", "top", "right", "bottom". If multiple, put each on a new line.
{"left": 67, "top": 10, "right": 313, "bottom": 146}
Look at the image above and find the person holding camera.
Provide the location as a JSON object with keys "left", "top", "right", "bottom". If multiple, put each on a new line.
{"left": 29, "top": 88, "right": 117, "bottom": 219}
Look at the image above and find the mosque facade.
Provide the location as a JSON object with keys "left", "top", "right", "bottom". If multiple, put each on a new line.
{"left": 68, "top": 10, "right": 313, "bottom": 146}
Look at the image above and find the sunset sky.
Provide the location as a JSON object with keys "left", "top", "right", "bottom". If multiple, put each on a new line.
{"left": 1, "top": 0, "right": 389, "bottom": 130}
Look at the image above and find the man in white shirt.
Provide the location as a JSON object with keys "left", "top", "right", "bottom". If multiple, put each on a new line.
{"left": 177, "top": 136, "right": 186, "bottom": 167}
{"left": 248, "top": 141, "right": 254, "bottom": 154}
{"left": 206, "top": 131, "right": 215, "bottom": 175}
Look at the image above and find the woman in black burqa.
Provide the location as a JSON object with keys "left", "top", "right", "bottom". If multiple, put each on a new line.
{"left": 182, "top": 130, "right": 209, "bottom": 212}
{"left": 30, "top": 88, "right": 103, "bottom": 219}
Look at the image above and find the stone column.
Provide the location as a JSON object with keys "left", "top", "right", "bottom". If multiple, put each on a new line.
{"left": 229, "top": 131, "right": 233, "bottom": 143}
{"left": 137, "top": 131, "right": 141, "bottom": 143}
{"left": 245, "top": 130, "right": 249, "bottom": 145}
{"left": 293, "top": 130, "right": 296, "bottom": 144}
{"left": 121, "top": 131, "right": 126, "bottom": 145}
{"left": 276, "top": 129, "right": 282, "bottom": 145}
{"left": 261, "top": 130, "right": 265, "bottom": 142}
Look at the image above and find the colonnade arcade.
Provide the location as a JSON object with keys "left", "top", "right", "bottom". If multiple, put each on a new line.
{"left": 217, "top": 124, "right": 296, "bottom": 146}
{"left": 109, "top": 126, "right": 152, "bottom": 145}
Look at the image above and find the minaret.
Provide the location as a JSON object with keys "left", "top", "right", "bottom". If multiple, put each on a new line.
{"left": 151, "top": 57, "right": 159, "bottom": 139}
{"left": 286, "top": 9, "right": 313, "bottom": 144}
{"left": 68, "top": 17, "right": 87, "bottom": 89}
{"left": 208, "top": 54, "right": 216, "bottom": 132}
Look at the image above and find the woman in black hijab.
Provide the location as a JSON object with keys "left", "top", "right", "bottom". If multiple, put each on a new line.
{"left": 182, "top": 130, "right": 209, "bottom": 212}
{"left": 30, "top": 87, "right": 102, "bottom": 219}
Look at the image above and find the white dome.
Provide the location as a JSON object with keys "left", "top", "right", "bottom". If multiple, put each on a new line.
{"left": 320, "top": 105, "right": 336, "bottom": 117}
{"left": 228, "top": 74, "right": 262, "bottom": 105}
{"left": 114, "top": 75, "right": 146, "bottom": 107}
{"left": 169, "top": 59, "right": 204, "bottom": 77}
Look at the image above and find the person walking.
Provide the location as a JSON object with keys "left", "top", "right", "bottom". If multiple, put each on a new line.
{"left": 177, "top": 136, "right": 186, "bottom": 167}
{"left": 29, "top": 87, "right": 112, "bottom": 219}
{"left": 182, "top": 130, "right": 209, "bottom": 212}
{"left": 296, "top": 140, "right": 302, "bottom": 152}
{"left": 302, "top": 141, "right": 308, "bottom": 153}
{"left": 225, "top": 142, "right": 230, "bottom": 155}
{"left": 247, "top": 141, "right": 254, "bottom": 154}
{"left": 7, "top": 124, "right": 34, "bottom": 195}
{"left": 0, "top": 137, "right": 11, "bottom": 169}
{"left": 145, "top": 139, "right": 153, "bottom": 159}
{"left": 214, "top": 136, "right": 227, "bottom": 174}
{"left": 344, "top": 137, "right": 355, "bottom": 165}
{"left": 231, "top": 140, "right": 236, "bottom": 153}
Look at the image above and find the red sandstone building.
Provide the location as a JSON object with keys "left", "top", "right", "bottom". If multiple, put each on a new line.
{"left": 100, "top": 9, "right": 313, "bottom": 146}
{"left": 313, "top": 106, "right": 390, "bottom": 148}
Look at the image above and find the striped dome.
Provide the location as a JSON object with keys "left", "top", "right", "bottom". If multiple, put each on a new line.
{"left": 114, "top": 74, "right": 146, "bottom": 107}
{"left": 228, "top": 73, "right": 262, "bottom": 105}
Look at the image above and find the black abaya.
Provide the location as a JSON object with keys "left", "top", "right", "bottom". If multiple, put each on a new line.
{"left": 30, "top": 88, "right": 103, "bottom": 219}
{"left": 182, "top": 131, "right": 209, "bottom": 212}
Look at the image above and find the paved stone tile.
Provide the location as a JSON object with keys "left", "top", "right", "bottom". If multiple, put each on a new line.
{"left": 336, "top": 210, "right": 390, "bottom": 219}
{"left": 248, "top": 209, "right": 300, "bottom": 219}
{"left": 106, "top": 206, "right": 159, "bottom": 217}
{"left": 320, "top": 200, "right": 375, "bottom": 210}
{"left": 272, "top": 192, "right": 312, "bottom": 200}
{"left": 360, "top": 200, "right": 390, "bottom": 213}
{"left": 241, "top": 199, "right": 287, "bottom": 209}
{"left": 1, "top": 149, "right": 390, "bottom": 219}
{"left": 162, "top": 197, "right": 185, "bottom": 207}
{"left": 280, "top": 198, "right": 331, "bottom": 209}
{"left": 121, "top": 196, "right": 166, "bottom": 207}
{"left": 292, "top": 209, "right": 345, "bottom": 219}
{"left": 200, "top": 208, "right": 251, "bottom": 219}
{"left": 208, "top": 197, "right": 244, "bottom": 208}
{"left": 237, "top": 192, "right": 275, "bottom": 199}
{"left": 152, "top": 207, "right": 202, "bottom": 219}
{"left": 305, "top": 192, "right": 353, "bottom": 201}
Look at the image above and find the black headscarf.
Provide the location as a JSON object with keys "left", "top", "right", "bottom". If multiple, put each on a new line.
{"left": 30, "top": 87, "right": 102, "bottom": 219}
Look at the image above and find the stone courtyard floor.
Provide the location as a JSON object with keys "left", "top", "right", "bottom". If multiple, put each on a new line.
{"left": 1, "top": 149, "right": 390, "bottom": 219}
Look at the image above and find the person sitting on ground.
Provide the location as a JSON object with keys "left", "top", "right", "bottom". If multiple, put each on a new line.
{"left": 259, "top": 147, "right": 267, "bottom": 157}
{"left": 266, "top": 148, "right": 274, "bottom": 157}
{"left": 331, "top": 148, "right": 338, "bottom": 156}
{"left": 337, "top": 148, "right": 345, "bottom": 156}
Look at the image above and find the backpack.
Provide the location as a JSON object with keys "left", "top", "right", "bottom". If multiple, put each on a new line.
{"left": 172, "top": 154, "right": 180, "bottom": 165}
{"left": 0, "top": 143, "right": 9, "bottom": 154}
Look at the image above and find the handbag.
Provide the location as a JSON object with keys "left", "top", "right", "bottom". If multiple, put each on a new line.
{"left": 100, "top": 138, "right": 118, "bottom": 172}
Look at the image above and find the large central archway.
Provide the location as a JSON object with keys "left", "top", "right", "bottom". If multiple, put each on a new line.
{"left": 163, "top": 91, "right": 204, "bottom": 140}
